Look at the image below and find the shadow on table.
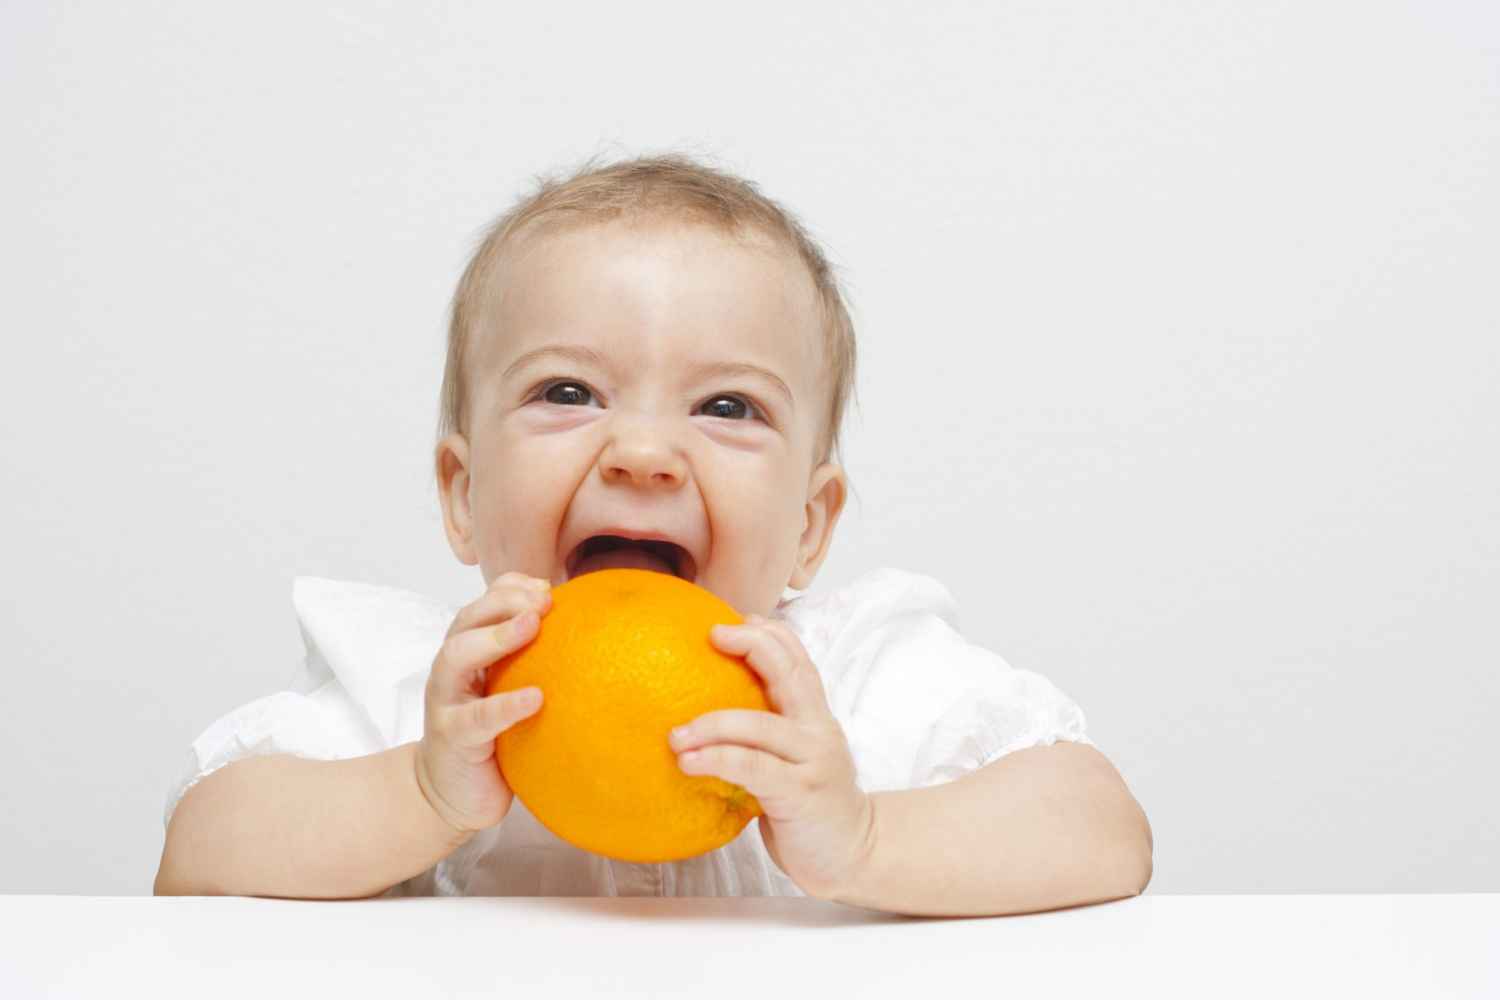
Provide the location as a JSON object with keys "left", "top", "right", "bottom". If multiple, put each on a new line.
{"left": 507, "top": 895, "right": 918, "bottom": 927}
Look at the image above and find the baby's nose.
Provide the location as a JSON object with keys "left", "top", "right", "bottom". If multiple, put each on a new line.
{"left": 599, "top": 428, "right": 688, "bottom": 489}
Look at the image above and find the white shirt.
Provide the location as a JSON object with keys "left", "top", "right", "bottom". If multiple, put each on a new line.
{"left": 164, "top": 567, "right": 1094, "bottom": 897}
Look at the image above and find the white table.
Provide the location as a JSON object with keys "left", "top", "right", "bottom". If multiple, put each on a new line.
{"left": 3, "top": 894, "right": 1496, "bottom": 998}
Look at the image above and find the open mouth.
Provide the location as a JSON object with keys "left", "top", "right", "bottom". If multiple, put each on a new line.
{"left": 565, "top": 535, "right": 697, "bottom": 584}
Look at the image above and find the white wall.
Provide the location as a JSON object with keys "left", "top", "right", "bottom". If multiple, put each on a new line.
{"left": 3, "top": 0, "right": 1495, "bottom": 895}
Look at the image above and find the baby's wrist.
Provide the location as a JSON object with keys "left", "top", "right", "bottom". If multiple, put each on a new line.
{"left": 409, "top": 743, "right": 479, "bottom": 847}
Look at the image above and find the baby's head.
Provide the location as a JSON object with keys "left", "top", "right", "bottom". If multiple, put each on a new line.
{"left": 434, "top": 153, "right": 858, "bottom": 617}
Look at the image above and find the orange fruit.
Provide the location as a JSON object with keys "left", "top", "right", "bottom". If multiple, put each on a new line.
{"left": 485, "top": 567, "right": 769, "bottom": 862}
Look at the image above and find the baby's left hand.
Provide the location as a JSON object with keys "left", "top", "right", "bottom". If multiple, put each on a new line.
{"left": 669, "top": 614, "right": 874, "bottom": 900}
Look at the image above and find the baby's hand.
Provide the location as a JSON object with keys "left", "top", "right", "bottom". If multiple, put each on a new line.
{"left": 415, "top": 572, "right": 551, "bottom": 836}
{"left": 672, "top": 615, "right": 875, "bottom": 901}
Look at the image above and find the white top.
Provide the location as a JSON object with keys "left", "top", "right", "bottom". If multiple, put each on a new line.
{"left": 164, "top": 567, "right": 1094, "bottom": 897}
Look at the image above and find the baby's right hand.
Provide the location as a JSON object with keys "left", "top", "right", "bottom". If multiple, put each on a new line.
{"left": 415, "top": 571, "right": 551, "bottom": 837}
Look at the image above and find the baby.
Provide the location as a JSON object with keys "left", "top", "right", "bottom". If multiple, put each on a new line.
{"left": 155, "top": 153, "right": 1152, "bottom": 915}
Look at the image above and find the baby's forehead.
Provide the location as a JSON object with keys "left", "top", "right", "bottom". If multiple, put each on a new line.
{"left": 511, "top": 215, "right": 807, "bottom": 293}
{"left": 483, "top": 218, "right": 825, "bottom": 379}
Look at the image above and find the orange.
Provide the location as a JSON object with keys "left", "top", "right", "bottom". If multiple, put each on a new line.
{"left": 485, "top": 567, "right": 769, "bottom": 862}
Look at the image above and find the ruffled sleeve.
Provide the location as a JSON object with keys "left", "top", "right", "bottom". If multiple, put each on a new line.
{"left": 779, "top": 567, "right": 1093, "bottom": 793}
{"left": 162, "top": 576, "right": 456, "bottom": 831}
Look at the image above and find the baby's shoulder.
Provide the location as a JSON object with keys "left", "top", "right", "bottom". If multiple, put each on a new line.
{"left": 290, "top": 576, "right": 457, "bottom": 740}
{"left": 292, "top": 575, "right": 455, "bottom": 643}
{"left": 779, "top": 565, "right": 958, "bottom": 623}
{"left": 776, "top": 566, "right": 961, "bottom": 662}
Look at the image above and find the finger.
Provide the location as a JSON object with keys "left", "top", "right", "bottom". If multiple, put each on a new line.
{"left": 753, "top": 616, "right": 834, "bottom": 707}
{"left": 487, "top": 570, "right": 552, "bottom": 595}
{"left": 709, "top": 620, "right": 822, "bottom": 723}
{"left": 678, "top": 744, "right": 796, "bottom": 808}
{"left": 448, "top": 580, "right": 551, "bottom": 637}
{"left": 438, "top": 687, "right": 544, "bottom": 748}
{"left": 669, "top": 709, "right": 812, "bottom": 765}
{"left": 428, "top": 606, "right": 542, "bottom": 706}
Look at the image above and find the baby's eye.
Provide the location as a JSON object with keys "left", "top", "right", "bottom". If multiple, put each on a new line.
{"left": 698, "top": 394, "right": 764, "bottom": 422}
{"left": 530, "top": 380, "right": 764, "bottom": 422}
{"left": 535, "top": 380, "right": 596, "bottom": 407}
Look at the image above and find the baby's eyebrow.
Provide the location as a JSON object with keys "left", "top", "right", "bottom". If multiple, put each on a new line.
{"left": 695, "top": 360, "right": 794, "bottom": 407}
{"left": 502, "top": 344, "right": 608, "bottom": 382}
{"left": 503, "top": 343, "right": 794, "bottom": 407}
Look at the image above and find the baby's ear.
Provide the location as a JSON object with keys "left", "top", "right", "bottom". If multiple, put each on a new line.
{"left": 434, "top": 433, "right": 479, "bottom": 565}
{"left": 789, "top": 462, "right": 847, "bottom": 589}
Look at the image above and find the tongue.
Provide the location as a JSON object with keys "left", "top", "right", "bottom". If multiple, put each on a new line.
{"left": 573, "top": 545, "right": 676, "bottom": 579}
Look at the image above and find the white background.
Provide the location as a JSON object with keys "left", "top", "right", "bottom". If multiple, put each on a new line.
{"left": 2, "top": 1, "right": 1495, "bottom": 896}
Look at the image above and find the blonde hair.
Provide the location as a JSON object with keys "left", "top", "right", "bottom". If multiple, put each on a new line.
{"left": 436, "top": 151, "right": 859, "bottom": 474}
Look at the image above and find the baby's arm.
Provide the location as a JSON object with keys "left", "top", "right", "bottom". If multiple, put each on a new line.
{"left": 828, "top": 741, "right": 1152, "bottom": 917}
{"left": 155, "top": 573, "right": 554, "bottom": 899}
{"left": 154, "top": 743, "right": 470, "bottom": 899}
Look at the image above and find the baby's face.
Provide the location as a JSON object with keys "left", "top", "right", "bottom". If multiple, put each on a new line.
{"left": 435, "top": 218, "right": 847, "bottom": 616}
